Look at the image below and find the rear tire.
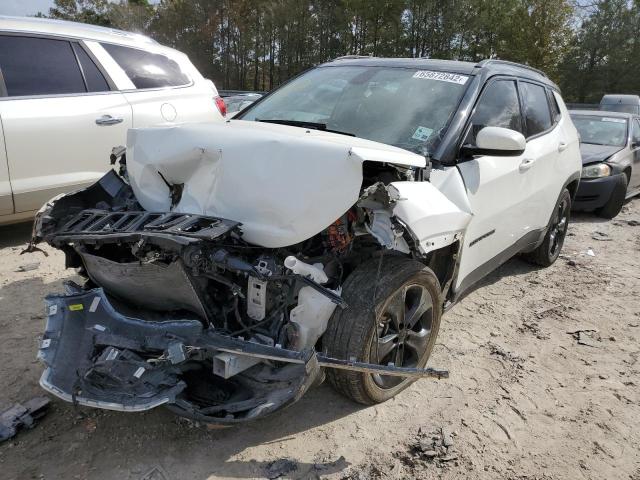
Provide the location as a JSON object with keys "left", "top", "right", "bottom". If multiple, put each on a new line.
{"left": 595, "top": 175, "right": 627, "bottom": 219}
{"left": 323, "top": 256, "right": 442, "bottom": 405}
{"left": 523, "top": 188, "right": 571, "bottom": 267}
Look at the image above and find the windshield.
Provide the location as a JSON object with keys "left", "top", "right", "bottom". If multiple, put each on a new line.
{"left": 239, "top": 65, "right": 470, "bottom": 155}
{"left": 571, "top": 115, "right": 628, "bottom": 147}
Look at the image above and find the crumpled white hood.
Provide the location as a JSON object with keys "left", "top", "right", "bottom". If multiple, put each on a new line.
{"left": 127, "top": 120, "right": 425, "bottom": 248}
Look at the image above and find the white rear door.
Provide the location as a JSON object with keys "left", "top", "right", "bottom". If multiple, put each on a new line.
{"left": 86, "top": 41, "right": 222, "bottom": 127}
{"left": 516, "top": 81, "right": 563, "bottom": 228}
{"left": 0, "top": 34, "right": 132, "bottom": 213}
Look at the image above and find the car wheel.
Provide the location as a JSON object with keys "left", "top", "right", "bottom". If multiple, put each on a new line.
{"left": 523, "top": 188, "right": 571, "bottom": 267}
{"left": 323, "top": 256, "right": 442, "bottom": 405}
{"left": 595, "top": 175, "right": 628, "bottom": 219}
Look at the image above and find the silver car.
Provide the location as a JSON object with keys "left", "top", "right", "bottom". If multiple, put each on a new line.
{"left": 570, "top": 110, "right": 640, "bottom": 218}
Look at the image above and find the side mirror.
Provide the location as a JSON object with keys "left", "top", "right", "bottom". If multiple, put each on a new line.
{"left": 462, "top": 126, "right": 526, "bottom": 157}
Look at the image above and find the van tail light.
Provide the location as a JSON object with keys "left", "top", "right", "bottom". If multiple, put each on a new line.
{"left": 214, "top": 96, "right": 227, "bottom": 117}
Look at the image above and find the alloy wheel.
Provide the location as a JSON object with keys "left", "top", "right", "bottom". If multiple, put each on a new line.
{"left": 370, "top": 283, "right": 434, "bottom": 389}
{"left": 548, "top": 196, "right": 570, "bottom": 258}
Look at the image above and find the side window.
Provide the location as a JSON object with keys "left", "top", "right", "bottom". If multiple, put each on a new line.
{"left": 547, "top": 89, "right": 561, "bottom": 123}
{"left": 633, "top": 119, "right": 640, "bottom": 145}
{"left": 72, "top": 44, "right": 110, "bottom": 92}
{"left": 0, "top": 35, "right": 86, "bottom": 96}
{"left": 101, "top": 43, "right": 190, "bottom": 89}
{"left": 466, "top": 80, "right": 523, "bottom": 145}
{"left": 520, "top": 82, "right": 552, "bottom": 138}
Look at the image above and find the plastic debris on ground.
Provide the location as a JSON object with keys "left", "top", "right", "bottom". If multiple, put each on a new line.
{"left": 0, "top": 396, "right": 50, "bottom": 442}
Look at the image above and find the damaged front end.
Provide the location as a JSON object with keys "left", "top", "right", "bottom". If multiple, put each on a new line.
{"left": 32, "top": 124, "right": 452, "bottom": 423}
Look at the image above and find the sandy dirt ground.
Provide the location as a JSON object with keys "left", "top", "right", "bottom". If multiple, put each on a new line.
{"left": 1, "top": 199, "right": 639, "bottom": 480}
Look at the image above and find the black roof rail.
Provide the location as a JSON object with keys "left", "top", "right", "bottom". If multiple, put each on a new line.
{"left": 478, "top": 59, "right": 548, "bottom": 78}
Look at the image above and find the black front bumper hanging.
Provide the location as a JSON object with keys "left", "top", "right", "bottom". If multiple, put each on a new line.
{"left": 38, "top": 287, "right": 448, "bottom": 423}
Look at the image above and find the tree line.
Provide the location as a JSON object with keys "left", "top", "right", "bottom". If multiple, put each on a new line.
{"left": 44, "top": 0, "right": 640, "bottom": 102}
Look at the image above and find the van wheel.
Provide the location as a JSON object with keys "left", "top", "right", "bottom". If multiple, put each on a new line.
{"left": 523, "top": 188, "right": 571, "bottom": 267}
{"left": 323, "top": 256, "right": 442, "bottom": 405}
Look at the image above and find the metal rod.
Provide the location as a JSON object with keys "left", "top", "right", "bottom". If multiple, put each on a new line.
{"left": 317, "top": 355, "right": 449, "bottom": 379}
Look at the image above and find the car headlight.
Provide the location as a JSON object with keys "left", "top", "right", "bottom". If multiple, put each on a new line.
{"left": 582, "top": 163, "right": 611, "bottom": 179}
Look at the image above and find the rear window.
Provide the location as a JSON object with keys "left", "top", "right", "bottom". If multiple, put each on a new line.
{"left": 0, "top": 35, "right": 87, "bottom": 96}
{"left": 102, "top": 43, "right": 190, "bottom": 89}
{"left": 520, "top": 82, "right": 552, "bottom": 137}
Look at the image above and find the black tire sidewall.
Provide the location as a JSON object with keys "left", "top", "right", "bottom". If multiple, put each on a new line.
{"left": 361, "top": 268, "right": 442, "bottom": 403}
{"left": 524, "top": 188, "right": 572, "bottom": 267}
{"left": 323, "top": 256, "right": 442, "bottom": 404}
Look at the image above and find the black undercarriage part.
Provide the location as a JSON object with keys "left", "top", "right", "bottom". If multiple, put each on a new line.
{"left": 39, "top": 287, "right": 447, "bottom": 423}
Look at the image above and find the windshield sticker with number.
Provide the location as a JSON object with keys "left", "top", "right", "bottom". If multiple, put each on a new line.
{"left": 412, "top": 70, "right": 469, "bottom": 85}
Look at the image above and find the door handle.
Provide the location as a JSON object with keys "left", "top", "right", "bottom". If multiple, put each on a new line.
{"left": 95, "top": 114, "right": 124, "bottom": 126}
{"left": 519, "top": 158, "right": 535, "bottom": 171}
{"left": 558, "top": 141, "right": 568, "bottom": 152}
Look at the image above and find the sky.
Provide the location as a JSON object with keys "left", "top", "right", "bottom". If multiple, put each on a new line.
{"left": 0, "top": 0, "right": 55, "bottom": 17}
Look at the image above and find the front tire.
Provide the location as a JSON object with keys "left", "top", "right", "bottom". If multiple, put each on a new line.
{"left": 595, "top": 175, "right": 627, "bottom": 219}
{"left": 323, "top": 257, "right": 442, "bottom": 405}
{"left": 523, "top": 188, "right": 571, "bottom": 267}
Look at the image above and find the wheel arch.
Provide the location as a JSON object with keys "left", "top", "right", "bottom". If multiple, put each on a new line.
{"left": 566, "top": 178, "right": 580, "bottom": 200}
{"left": 423, "top": 240, "right": 461, "bottom": 303}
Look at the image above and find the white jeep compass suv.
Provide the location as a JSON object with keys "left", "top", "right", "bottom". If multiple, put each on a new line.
{"left": 0, "top": 16, "right": 225, "bottom": 225}
{"left": 31, "top": 57, "right": 581, "bottom": 424}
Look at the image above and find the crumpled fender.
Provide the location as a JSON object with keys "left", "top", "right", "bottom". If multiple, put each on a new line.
{"left": 126, "top": 121, "right": 425, "bottom": 248}
{"left": 390, "top": 173, "right": 472, "bottom": 254}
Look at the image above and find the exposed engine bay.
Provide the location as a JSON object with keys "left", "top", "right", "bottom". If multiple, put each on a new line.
{"left": 30, "top": 122, "right": 462, "bottom": 423}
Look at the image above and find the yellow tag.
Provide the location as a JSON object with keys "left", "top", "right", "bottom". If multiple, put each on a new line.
{"left": 69, "top": 304, "right": 84, "bottom": 311}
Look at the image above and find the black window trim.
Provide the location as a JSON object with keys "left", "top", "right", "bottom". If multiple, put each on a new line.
{"left": 77, "top": 40, "right": 117, "bottom": 91}
{"left": 0, "top": 67, "right": 7, "bottom": 97}
{"left": 516, "top": 79, "right": 559, "bottom": 141}
{"left": 99, "top": 40, "right": 194, "bottom": 92}
{"left": 0, "top": 31, "right": 119, "bottom": 100}
{"left": 71, "top": 42, "right": 90, "bottom": 93}
{"left": 546, "top": 87, "right": 562, "bottom": 125}
{"left": 456, "top": 74, "right": 524, "bottom": 162}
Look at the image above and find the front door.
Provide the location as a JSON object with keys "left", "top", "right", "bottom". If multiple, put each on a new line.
{"left": 455, "top": 78, "right": 535, "bottom": 293}
{"left": 0, "top": 34, "right": 132, "bottom": 213}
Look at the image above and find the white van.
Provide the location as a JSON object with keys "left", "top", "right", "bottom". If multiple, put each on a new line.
{"left": 0, "top": 16, "right": 225, "bottom": 225}
{"left": 600, "top": 94, "right": 640, "bottom": 115}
